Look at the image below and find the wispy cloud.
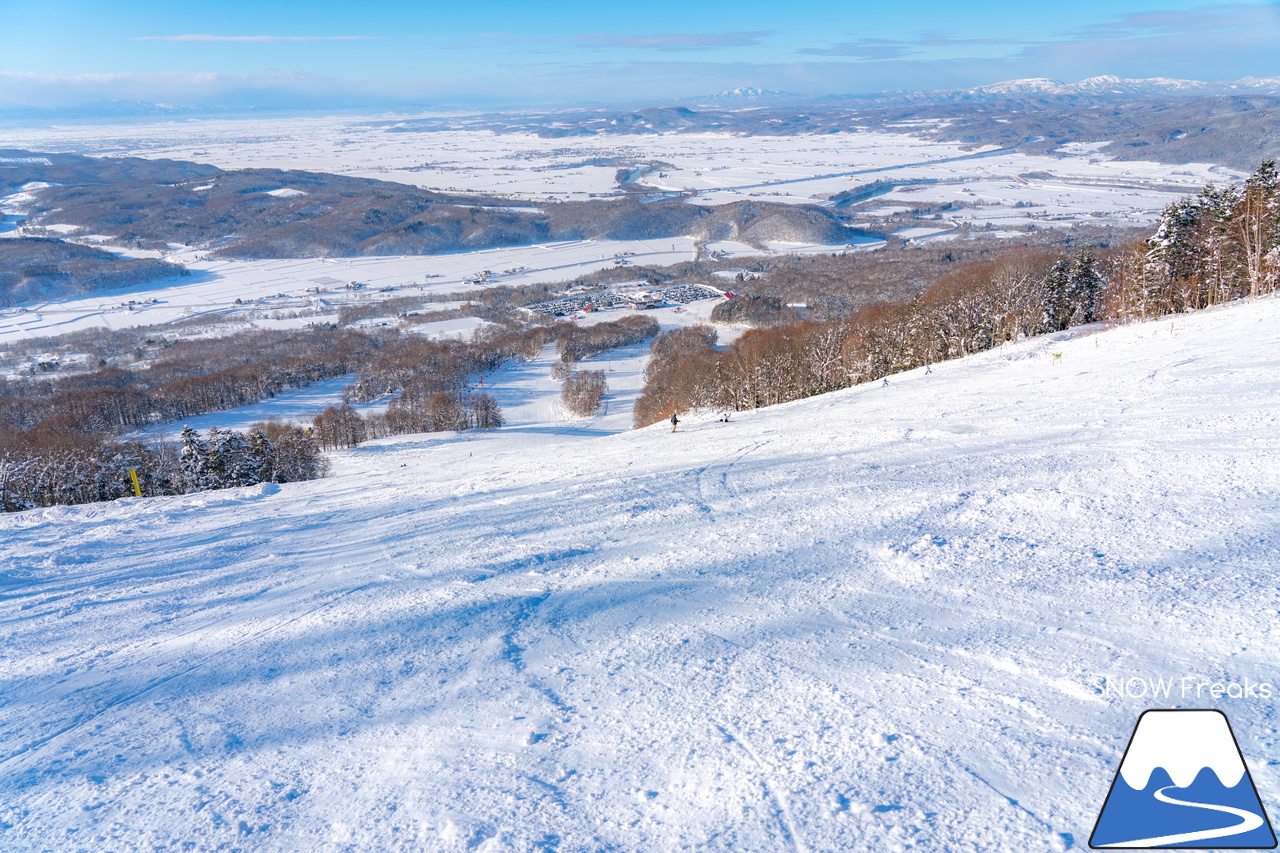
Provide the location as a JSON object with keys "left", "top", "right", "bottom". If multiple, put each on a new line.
{"left": 10, "top": 5, "right": 1280, "bottom": 110}
{"left": 550, "top": 31, "right": 771, "bottom": 51}
{"left": 0, "top": 70, "right": 365, "bottom": 109}
{"left": 1065, "top": 3, "right": 1273, "bottom": 38}
{"left": 135, "top": 34, "right": 380, "bottom": 43}
{"left": 917, "top": 33, "right": 1020, "bottom": 49}
{"left": 800, "top": 32, "right": 1019, "bottom": 60}
{"left": 799, "top": 39, "right": 914, "bottom": 60}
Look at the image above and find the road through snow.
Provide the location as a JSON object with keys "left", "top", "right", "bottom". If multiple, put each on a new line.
{"left": 3, "top": 297, "right": 1280, "bottom": 851}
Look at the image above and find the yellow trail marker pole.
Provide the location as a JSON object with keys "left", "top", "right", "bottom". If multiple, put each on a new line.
{"left": 127, "top": 467, "right": 142, "bottom": 498}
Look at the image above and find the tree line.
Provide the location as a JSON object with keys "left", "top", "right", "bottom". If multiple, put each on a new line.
{"left": 1111, "top": 160, "right": 1279, "bottom": 319}
{"left": 635, "top": 160, "right": 1279, "bottom": 426}
{"left": 3, "top": 317, "right": 573, "bottom": 510}
{"left": 556, "top": 315, "right": 659, "bottom": 363}
{"left": 310, "top": 392, "right": 505, "bottom": 450}
{"left": 1, "top": 324, "right": 537, "bottom": 511}
{"left": 4, "top": 313, "right": 631, "bottom": 511}
{"left": 0, "top": 421, "right": 322, "bottom": 512}
{"left": 1, "top": 326, "right": 376, "bottom": 439}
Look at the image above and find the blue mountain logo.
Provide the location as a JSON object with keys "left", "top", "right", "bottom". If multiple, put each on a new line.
{"left": 1091, "top": 709, "right": 1276, "bottom": 849}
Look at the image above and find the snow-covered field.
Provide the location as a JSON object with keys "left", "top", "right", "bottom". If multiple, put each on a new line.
{"left": 2, "top": 113, "right": 1235, "bottom": 234}
{"left": 0, "top": 237, "right": 703, "bottom": 344}
{"left": 4, "top": 295, "right": 1278, "bottom": 851}
{"left": 0, "top": 113, "right": 1240, "bottom": 347}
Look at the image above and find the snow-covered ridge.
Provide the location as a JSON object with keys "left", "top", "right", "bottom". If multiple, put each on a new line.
{"left": 967, "top": 75, "right": 1280, "bottom": 98}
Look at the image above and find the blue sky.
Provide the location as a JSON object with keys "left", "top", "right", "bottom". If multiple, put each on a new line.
{"left": 3, "top": 0, "right": 1280, "bottom": 108}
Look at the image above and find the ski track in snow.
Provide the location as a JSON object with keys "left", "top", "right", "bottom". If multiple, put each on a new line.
{"left": 2, "top": 297, "right": 1280, "bottom": 850}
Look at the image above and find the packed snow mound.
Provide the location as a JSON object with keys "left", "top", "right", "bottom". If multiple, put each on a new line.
{"left": 2, "top": 296, "right": 1279, "bottom": 851}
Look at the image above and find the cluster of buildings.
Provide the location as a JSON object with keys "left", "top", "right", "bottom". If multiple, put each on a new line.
{"left": 524, "top": 283, "right": 724, "bottom": 317}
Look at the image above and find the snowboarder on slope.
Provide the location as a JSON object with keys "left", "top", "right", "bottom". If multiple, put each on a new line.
{"left": 670, "top": 413, "right": 680, "bottom": 432}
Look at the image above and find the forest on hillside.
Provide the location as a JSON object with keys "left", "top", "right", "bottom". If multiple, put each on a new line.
{"left": 3, "top": 150, "right": 872, "bottom": 266}
{"left": 0, "top": 238, "right": 185, "bottom": 306}
{"left": 634, "top": 161, "right": 1280, "bottom": 426}
{"left": 0, "top": 314, "right": 663, "bottom": 511}
{"left": 3, "top": 161, "right": 1275, "bottom": 511}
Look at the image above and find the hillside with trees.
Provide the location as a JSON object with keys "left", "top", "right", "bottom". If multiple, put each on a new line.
{"left": 0, "top": 237, "right": 185, "bottom": 305}
{"left": 635, "top": 161, "right": 1279, "bottom": 426}
{"left": 5, "top": 156, "right": 1275, "bottom": 511}
{"left": 0, "top": 317, "right": 638, "bottom": 510}
{"left": 4, "top": 151, "right": 874, "bottom": 261}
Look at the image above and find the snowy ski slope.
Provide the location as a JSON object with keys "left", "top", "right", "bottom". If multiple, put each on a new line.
{"left": 2, "top": 297, "right": 1279, "bottom": 851}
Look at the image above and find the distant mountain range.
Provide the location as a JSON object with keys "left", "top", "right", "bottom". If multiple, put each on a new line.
{"left": 680, "top": 87, "right": 797, "bottom": 106}
{"left": 6, "top": 77, "right": 1280, "bottom": 172}
{"left": 7, "top": 77, "right": 1280, "bottom": 123}
{"left": 1016, "top": 75, "right": 1267, "bottom": 94}
{"left": 945, "top": 74, "right": 1280, "bottom": 99}
{"left": 830, "top": 75, "right": 1280, "bottom": 105}
{"left": 367, "top": 76, "right": 1280, "bottom": 171}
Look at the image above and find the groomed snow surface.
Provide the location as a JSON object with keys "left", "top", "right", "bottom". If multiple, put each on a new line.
{"left": 3, "top": 298, "right": 1280, "bottom": 851}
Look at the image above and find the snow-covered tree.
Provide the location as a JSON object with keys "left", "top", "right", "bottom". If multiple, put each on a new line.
{"left": 208, "top": 427, "right": 260, "bottom": 488}
{"left": 1236, "top": 160, "right": 1280, "bottom": 299}
{"left": 1067, "top": 249, "right": 1105, "bottom": 326}
{"left": 1042, "top": 258, "right": 1073, "bottom": 332}
{"left": 468, "top": 393, "right": 504, "bottom": 429}
{"left": 179, "top": 425, "right": 213, "bottom": 492}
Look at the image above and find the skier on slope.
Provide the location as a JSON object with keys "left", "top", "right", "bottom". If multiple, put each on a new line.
{"left": 670, "top": 412, "right": 680, "bottom": 433}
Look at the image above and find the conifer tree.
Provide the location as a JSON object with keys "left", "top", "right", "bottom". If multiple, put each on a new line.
{"left": 1068, "top": 249, "right": 1104, "bottom": 326}
{"left": 1197, "top": 183, "right": 1243, "bottom": 307}
{"left": 1042, "top": 258, "right": 1073, "bottom": 331}
{"left": 210, "top": 428, "right": 259, "bottom": 487}
{"left": 179, "top": 425, "right": 212, "bottom": 492}
{"left": 1148, "top": 195, "right": 1204, "bottom": 288}
{"left": 250, "top": 430, "right": 276, "bottom": 483}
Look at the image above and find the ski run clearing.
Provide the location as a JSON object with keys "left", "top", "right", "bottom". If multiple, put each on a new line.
{"left": 3, "top": 296, "right": 1280, "bottom": 852}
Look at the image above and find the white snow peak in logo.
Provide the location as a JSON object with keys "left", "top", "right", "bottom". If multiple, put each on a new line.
{"left": 1091, "top": 709, "right": 1276, "bottom": 849}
